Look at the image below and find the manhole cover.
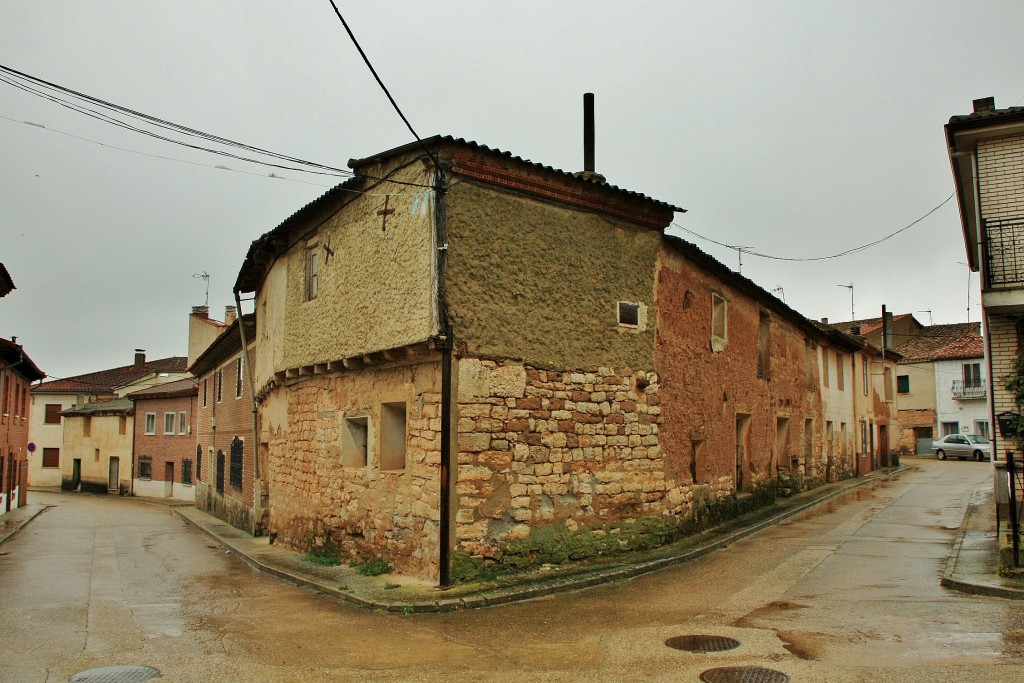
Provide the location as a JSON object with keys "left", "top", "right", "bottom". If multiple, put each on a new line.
{"left": 700, "top": 666, "right": 790, "bottom": 683}
{"left": 665, "top": 635, "right": 740, "bottom": 653}
{"left": 69, "top": 665, "right": 160, "bottom": 683}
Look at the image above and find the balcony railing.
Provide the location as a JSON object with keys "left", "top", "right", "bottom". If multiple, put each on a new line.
{"left": 952, "top": 378, "right": 987, "bottom": 400}
{"left": 984, "top": 217, "right": 1024, "bottom": 288}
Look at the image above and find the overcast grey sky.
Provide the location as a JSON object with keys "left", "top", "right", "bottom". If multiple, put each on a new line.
{"left": 2, "top": 1, "right": 1021, "bottom": 380}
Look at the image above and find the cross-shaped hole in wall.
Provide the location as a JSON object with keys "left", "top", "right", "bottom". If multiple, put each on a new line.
{"left": 377, "top": 195, "right": 396, "bottom": 232}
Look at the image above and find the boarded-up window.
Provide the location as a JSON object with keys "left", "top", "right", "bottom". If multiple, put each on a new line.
{"left": 42, "top": 447, "right": 59, "bottom": 468}
{"left": 45, "top": 403, "right": 63, "bottom": 424}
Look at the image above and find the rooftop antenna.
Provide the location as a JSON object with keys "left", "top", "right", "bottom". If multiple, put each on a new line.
{"left": 837, "top": 283, "right": 854, "bottom": 321}
{"left": 734, "top": 246, "right": 753, "bottom": 274}
{"left": 918, "top": 309, "right": 933, "bottom": 325}
{"left": 957, "top": 262, "right": 971, "bottom": 323}
{"left": 771, "top": 286, "right": 786, "bottom": 303}
{"left": 193, "top": 271, "right": 210, "bottom": 307}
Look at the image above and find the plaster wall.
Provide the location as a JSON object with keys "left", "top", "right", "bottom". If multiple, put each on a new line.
{"left": 29, "top": 392, "right": 97, "bottom": 487}
{"left": 934, "top": 358, "right": 989, "bottom": 434}
{"left": 255, "top": 258, "right": 287, "bottom": 388}
{"left": 188, "top": 315, "right": 226, "bottom": 367}
{"left": 263, "top": 358, "right": 443, "bottom": 578}
{"left": 281, "top": 163, "right": 436, "bottom": 369}
{"left": 60, "top": 413, "right": 134, "bottom": 493}
{"left": 444, "top": 179, "right": 660, "bottom": 371}
{"left": 819, "top": 346, "right": 856, "bottom": 479}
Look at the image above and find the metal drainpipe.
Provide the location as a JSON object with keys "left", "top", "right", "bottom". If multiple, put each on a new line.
{"left": 434, "top": 165, "right": 452, "bottom": 589}
{"left": 234, "top": 289, "right": 262, "bottom": 532}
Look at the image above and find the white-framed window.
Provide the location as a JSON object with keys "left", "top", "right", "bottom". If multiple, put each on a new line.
{"left": 861, "top": 356, "right": 869, "bottom": 396}
{"left": 178, "top": 411, "right": 187, "bottom": 435}
{"left": 164, "top": 412, "right": 176, "bottom": 435}
{"left": 235, "top": 357, "right": 244, "bottom": 398}
{"left": 711, "top": 293, "right": 727, "bottom": 352}
{"left": 144, "top": 412, "right": 156, "bottom": 435}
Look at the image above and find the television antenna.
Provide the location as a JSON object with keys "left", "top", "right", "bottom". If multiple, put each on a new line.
{"left": 193, "top": 271, "right": 210, "bottom": 307}
{"left": 837, "top": 283, "right": 854, "bottom": 321}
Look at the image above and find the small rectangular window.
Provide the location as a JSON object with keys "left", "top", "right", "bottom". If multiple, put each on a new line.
{"left": 836, "top": 353, "right": 845, "bottom": 391}
{"left": 862, "top": 357, "right": 869, "bottom": 396}
{"left": 178, "top": 411, "right": 187, "bottom": 434}
{"left": 182, "top": 458, "right": 193, "bottom": 485}
{"left": 380, "top": 402, "right": 407, "bottom": 470}
{"left": 144, "top": 412, "right": 156, "bottom": 435}
{"left": 164, "top": 412, "right": 176, "bottom": 435}
{"left": 757, "top": 312, "right": 771, "bottom": 378}
{"left": 83, "top": 416, "right": 92, "bottom": 437}
{"left": 617, "top": 301, "right": 640, "bottom": 327}
{"left": 42, "top": 447, "right": 60, "bottom": 468}
{"left": 229, "top": 437, "right": 244, "bottom": 488}
{"left": 138, "top": 457, "right": 152, "bottom": 479}
{"left": 822, "top": 348, "right": 830, "bottom": 388}
{"left": 216, "top": 368, "right": 224, "bottom": 402}
{"left": 235, "top": 357, "right": 244, "bottom": 398}
{"left": 45, "top": 403, "right": 63, "bottom": 424}
{"left": 711, "top": 293, "right": 727, "bottom": 352}
{"left": 884, "top": 367, "right": 894, "bottom": 401}
{"left": 118, "top": 416, "right": 127, "bottom": 435}
{"left": 341, "top": 415, "right": 370, "bottom": 468}
{"left": 202, "top": 379, "right": 208, "bottom": 407}
{"left": 897, "top": 375, "right": 910, "bottom": 394}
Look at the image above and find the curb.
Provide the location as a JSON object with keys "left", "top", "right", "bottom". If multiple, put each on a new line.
{"left": 940, "top": 486, "right": 1024, "bottom": 600}
{"left": 175, "top": 467, "right": 905, "bottom": 612}
{"left": 0, "top": 504, "right": 48, "bottom": 546}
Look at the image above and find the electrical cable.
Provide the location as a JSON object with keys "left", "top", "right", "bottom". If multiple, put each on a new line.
{"left": 0, "top": 63, "right": 434, "bottom": 189}
{"left": 325, "top": 1, "right": 441, "bottom": 171}
{"left": 671, "top": 192, "right": 955, "bottom": 262}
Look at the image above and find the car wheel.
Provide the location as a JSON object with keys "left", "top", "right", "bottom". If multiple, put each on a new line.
{"left": 974, "top": 450, "right": 983, "bottom": 462}
{"left": 936, "top": 449, "right": 946, "bottom": 460}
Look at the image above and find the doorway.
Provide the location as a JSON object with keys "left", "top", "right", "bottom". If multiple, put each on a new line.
{"left": 108, "top": 457, "right": 119, "bottom": 493}
{"left": 72, "top": 458, "right": 81, "bottom": 490}
{"left": 735, "top": 414, "right": 751, "bottom": 492}
{"left": 164, "top": 462, "right": 174, "bottom": 498}
{"left": 879, "top": 424, "right": 889, "bottom": 466}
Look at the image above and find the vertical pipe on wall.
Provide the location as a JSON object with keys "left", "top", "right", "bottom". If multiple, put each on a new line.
{"left": 234, "top": 289, "right": 262, "bottom": 532}
{"left": 433, "top": 162, "right": 453, "bottom": 589}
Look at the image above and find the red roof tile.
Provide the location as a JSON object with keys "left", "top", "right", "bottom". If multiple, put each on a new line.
{"left": 34, "top": 356, "right": 188, "bottom": 394}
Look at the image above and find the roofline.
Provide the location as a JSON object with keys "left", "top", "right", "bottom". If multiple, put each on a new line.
{"left": 189, "top": 315, "right": 254, "bottom": 376}
{"left": 0, "top": 338, "right": 45, "bottom": 382}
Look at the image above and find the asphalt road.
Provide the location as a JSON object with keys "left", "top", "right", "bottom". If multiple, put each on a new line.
{"left": 1, "top": 458, "right": 1021, "bottom": 682}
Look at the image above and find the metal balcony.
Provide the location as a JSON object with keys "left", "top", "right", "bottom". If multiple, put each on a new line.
{"left": 984, "top": 217, "right": 1024, "bottom": 288}
{"left": 952, "top": 378, "right": 987, "bottom": 400}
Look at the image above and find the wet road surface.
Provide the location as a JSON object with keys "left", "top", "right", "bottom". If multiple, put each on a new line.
{"left": 1, "top": 458, "right": 1021, "bottom": 682}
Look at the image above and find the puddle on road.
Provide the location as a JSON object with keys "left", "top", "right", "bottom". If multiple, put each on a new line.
{"left": 776, "top": 629, "right": 831, "bottom": 660}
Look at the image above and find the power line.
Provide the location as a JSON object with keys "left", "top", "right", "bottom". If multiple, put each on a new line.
{"left": 671, "top": 192, "right": 956, "bottom": 262}
{"left": 325, "top": 1, "right": 440, "bottom": 171}
{"left": 0, "top": 63, "right": 434, "bottom": 189}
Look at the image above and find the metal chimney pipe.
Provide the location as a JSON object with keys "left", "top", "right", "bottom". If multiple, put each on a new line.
{"left": 584, "top": 93, "right": 595, "bottom": 173}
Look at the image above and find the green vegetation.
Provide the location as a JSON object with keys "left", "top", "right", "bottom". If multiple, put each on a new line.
{"left": 353, "top": 559, "right": 393, "bottom": 576}
{"left": 303, "top": 542, "right": 343, "bottom": 566}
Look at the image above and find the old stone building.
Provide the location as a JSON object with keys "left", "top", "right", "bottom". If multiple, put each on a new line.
{"left": 226, "top": 135, "right": 881, "bottom": 582}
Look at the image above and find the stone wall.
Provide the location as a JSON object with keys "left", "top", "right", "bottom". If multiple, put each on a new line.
{"left": 263, "top": 358, "right": 443, "bottom": 578}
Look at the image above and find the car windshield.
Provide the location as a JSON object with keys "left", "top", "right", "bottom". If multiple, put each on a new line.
{"left": 967, "top": 435, "right": 990, "bottom": 444}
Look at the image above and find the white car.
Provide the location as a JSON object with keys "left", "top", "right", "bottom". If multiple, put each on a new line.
{"left": 932, "top": 434, "right": 991, "bottom": 461}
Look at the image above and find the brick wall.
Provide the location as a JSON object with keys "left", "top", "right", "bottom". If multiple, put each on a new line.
{"left": 132, "top": 392, "right": 196, "bottom": 495}
{"left": 978, "top": 133, "right": 1024, "bottom": 223}
{"left": 0, "top": 368, "right": 32, "bottom": 509}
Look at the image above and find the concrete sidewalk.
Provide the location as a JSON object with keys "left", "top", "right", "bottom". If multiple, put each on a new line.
{"left": 942, "top": 483, "right": 1024, "bottom": 600}
{"left": 174, "top": 467, "right": 916, "bottom": 613}
{"left": 0, "top": 503, "right": 47, "bottom": 545}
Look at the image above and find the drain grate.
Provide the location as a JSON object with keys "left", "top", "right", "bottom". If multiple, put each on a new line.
{"left": 69, "top": 665, "right": 160, "bottom": 683}
{"left": 665, "top": 635, "right": 740, "bottom": 653}
{"left": 699, "top": 666, "right": 790, "bottom": 683}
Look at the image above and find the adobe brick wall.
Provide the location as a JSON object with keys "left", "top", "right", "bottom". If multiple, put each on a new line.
{"left": 132, "top": 392, "right": 197, "bottom": 489}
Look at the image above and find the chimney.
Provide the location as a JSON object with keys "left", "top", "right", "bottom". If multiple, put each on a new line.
{"left": 224, "top": 305, "right": 237, "bottom": 325}
{"left": 134, "top": 349, "right": 146, "bottom": 369}
{"left": 820, "top": 317, "right": 828, "bottom": 325}
{"left": 973, "top": 97, "right": 995, "bottom": 113}
{"left": 882, "top": 306, "right": 894, "bottom": 351}
{"left": 191, "top": 305, "right": 209, "bottom": 319}
{"left": 575, "top": 93, "right": 606, "bottom": 184}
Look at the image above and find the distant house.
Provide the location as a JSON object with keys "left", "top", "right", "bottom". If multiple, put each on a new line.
{"left": 894, "top": 323, "right": 986, "bottom": 453}
{"left": 60, "top": 397, "right": 134, "bottom": 493}
{"left": 0, "top": 337, "right": 45, "bottom": 512}
{"left": 30, "top": 351, "right": 188, "bottom": 488}
{"left": 128, "top": 377, "right": 198, "bottom": 501}
{"left": 947, "top": 96, "right": 1024, "bottom": 461}
{"left": 189, "top": 315, "right": 261, "bottom": 533}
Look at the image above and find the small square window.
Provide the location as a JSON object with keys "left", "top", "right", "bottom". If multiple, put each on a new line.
{"left": 42, "top": 447, "right": 59, "bottom": 468}
{"left": 45, "top": 403, "right": 63, "bottom": 424}
{"left": 617, "top": 301, "right": 639, "bottom": 327}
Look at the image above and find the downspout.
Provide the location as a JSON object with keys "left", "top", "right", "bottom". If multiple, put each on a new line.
{"left": 434, "top": 164, "right": 453, "bottom": 588}
{"left": 234, "top": 289, "right": 263, "bottom": 533}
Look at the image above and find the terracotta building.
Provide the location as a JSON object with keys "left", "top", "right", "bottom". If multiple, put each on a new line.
{"left": 222, "top": 134, "right": 896, "bottom": 582}
{"left": 129, "top": 378, "right": 198, "bottom": 501}
{"left": 190, "top": 315, "right": 261, "bottom": 533}
{"left": 1, "top": 337, "right": 45, "bottom": 512}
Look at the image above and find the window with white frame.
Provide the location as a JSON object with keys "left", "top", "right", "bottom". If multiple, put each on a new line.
{"left": 306, "top": 245, "right": 319, "bottom": 301}
{"left": 178, "top": 411, "right": 187, "bottom": 434}
{"left": 144, "top": 412, "right": 156, "bottom": 435}
{"left": 164, "top": 412, "right": 176, "bottom": 435}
